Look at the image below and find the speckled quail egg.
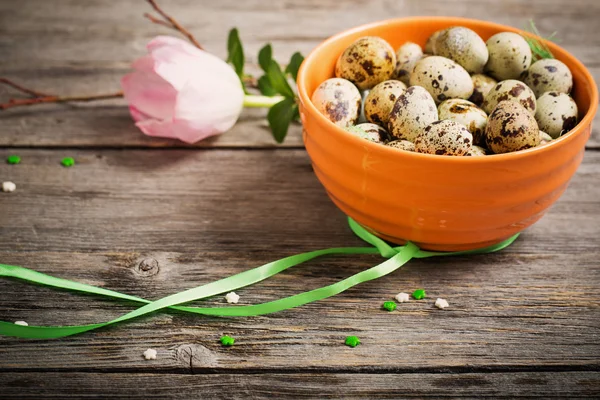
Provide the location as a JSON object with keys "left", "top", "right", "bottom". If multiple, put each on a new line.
{"left": 485, "top": 32, "right": 532, "bottom": 81}
{"left": 335, "top": 36, "right": 396, "bottom": 90}
{"left": 535, "top": 91, "right": 578, "bottom": 139}
{"left": 434, "top": 27, "right": 488, "bottom": 74}
{"left": 469, "top": 74, "right": 497, "bottom": 106}
{"left": 438, "top": 99, "right": 488, "bottom": 146}
{"left": 521, "top": 59, "right": 573, "bottom": 98}
{"left": 486, "top": 101, "right": 540, "bottom": 153}
{"left": 364, "top": 80, "right": 407, "bottom": 126}
{"left": 386, "top": 139, "right": 415, "bottom": 152}
{"left": 410, "top": 56, "right": 474, "bottom": 104}
{"left": 467, "top": 145, "right": 487, "bottom": 156}
{"left": 539, "top": 130, "right": 553, "bottom": 145}
{"left": 393, "top": 42, "right": 423, "bottom": 85}
{"left": 415, "top": 120, "right": 473, "bottom": 156}
{"left": 482, "top": 79, "right": 536, "bottom": 115}
{"left": 311, "top": 78, "right": 362, "bottom": 127}
{"left": 388, "top": 86, "right": 438, "bottom": 142}
{"left": 345, "top": 123, "right": 390, "bottom": 143}
{"left": 425, "top": 29, "right": 445, "bottom": 54}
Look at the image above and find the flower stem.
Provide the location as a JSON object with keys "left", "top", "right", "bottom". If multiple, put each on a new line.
{"left": 243, "top": 95, "right": 285, "bottom": 108}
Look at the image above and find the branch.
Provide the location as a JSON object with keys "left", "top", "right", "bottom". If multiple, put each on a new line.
{"left": 145, "top": 0, "right": 204, "bottom": 50}
{"left": 143, "top": 12, "right": 172, "bottom": 28}
{"left": 0, "top": 78, "right": 50, "bottom": 97}
{"left": 0, "top": 91, "right": 124, "bottom": 110}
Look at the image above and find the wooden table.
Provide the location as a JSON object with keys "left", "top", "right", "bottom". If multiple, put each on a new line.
{"left": 1, "top": 0, "right": 599, "bottom": 398}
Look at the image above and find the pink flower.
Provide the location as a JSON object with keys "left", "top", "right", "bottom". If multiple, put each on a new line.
{"left": 121, "top": 36, "right": 244, "bottom": 143}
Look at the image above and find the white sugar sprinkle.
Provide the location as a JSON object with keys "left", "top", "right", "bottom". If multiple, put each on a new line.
{"left": 395, "top": 292, "right": 410, "bottom": 303}
{"left": 2, "top": 181, "right": 16, "bottom": 192}
{"left": 225, "top": 292, "right": 240, "bottom": 304}
{"left": 14, "top": 321, "right": 28, "bottom": 326}
{"left": 143, "top": 348, "right": 157, "bottom": 360}
{"left": 435, "top": 298, "right": 449, "bottom": 309}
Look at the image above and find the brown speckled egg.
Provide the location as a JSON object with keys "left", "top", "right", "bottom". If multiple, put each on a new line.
{"left": 438, "top": 99, "right": 488, "bottom": 146}
{"left": 386, "top": 139, "right": 415, "bottom": 152}
{"left": 482, "top": 79, "right": 536, "bottom": 115}
{"left": 434, "top": 27, "right": 488, "bottom": 74}
{"left": 415, "top": 120, "right": 473, "bottom": 156}
{"left": 345, "top": 123, "right": 390, "bottom": 143}
{"left": 425, "top": 29, "right": 445, "bottom": 54}
{"left": 410, "top": 56, "right": 474, "bottom": 104}
{"left": 311, "top": 78, "right": 362, "bottom": 127}
{"left": 364, "top": 80, "right": 407, "bottom": 127}
{"left": 539, "top": 130, "right": 553, "bottom": 145}
{"left": 486, "top": 101, "right": 540, "bottom": 154}
{"left": 393, "top": 42, "right": 423, "bottom": 85}
{"left": 388, "top": 86, "right": 438, "bottom": 142}
{"left": 469, "top": 74, "right": 497, "bottom": 106}
{"left": 467, "top": 145, "right": 487, "bottom": 156}
{"left": 485, "top": 32, "right": 532, "bottom": 81}
{"left": 521, "top": 59, "right": 573, "bottom": 98}
{"left": 335, "top": 36, "right": 396, "bottom": 90}
{"left": 535, "top": 91, "right": 578, "bottom": 139}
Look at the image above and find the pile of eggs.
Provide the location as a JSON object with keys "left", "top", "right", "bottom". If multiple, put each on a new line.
{"left": 311, "top": 27, "right": 578, "bottom": 156}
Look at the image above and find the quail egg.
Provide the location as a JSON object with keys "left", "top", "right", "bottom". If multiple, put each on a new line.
{"left": 388, "top": 86, "right": 438, "bottom": 142}
{"left": 469, "top": 74, "right": 497, "bottom": 106}
{"left": 410, "top": 56, "right": 474, "bottom": 104}
{"left": 467, "top": 145, "right": 487, "bottom": 156}
{"left": 486, "top": 101, "right": 540, "bottom": 153}
{"left": 335, "top": 36, "right": 396, "bottom": 90}
{"left": 386, "top": 139, "right": 415, "bottom": 152}
{"left": 415, "top": 120, "right": 473, "bottom": 156}
{"left": 311, "top": 78, "right": 362, "bottom": 127}
{"left": 539, "top": 130, "right": 553, "bottom": 145}
{"left": 485, "top": 32, "right": 532, "bottom": 81}
{"left": 438, "top": 99, "right": 488, "bottom": 146}
{"left": 535, "top": 91, "right": 578, "bottom": 139}
{"left": 364, "top": 80, "right": 407, "bottom": 126}
{"left": 345, "top": 123, "right": 390, "bottom": 143}
{"left": 425, "top": 29, "right": 445, "bottom": 54}
{"left": 521, "top": 59, "right": 573, "bottom": 98}
{"left": 393, "top": 42, "right": 423, "bottom": 85}
{"left": 482, "top": 79, "right": 537, "bottom": 115}
{"left": 434, "top": 27, "right": 488, "bottom": 74}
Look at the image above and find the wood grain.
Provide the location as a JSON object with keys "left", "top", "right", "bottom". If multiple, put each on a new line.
{"left": 0, "top": 0, "right": 599, "bottom": 148}
{"left": 1, "top": 372, "right": 600, "bottom": 399}
{"left": 0, "top": 149, "right": 598, "bottom": 372}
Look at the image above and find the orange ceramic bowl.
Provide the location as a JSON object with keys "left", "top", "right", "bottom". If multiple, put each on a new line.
{"left": 297, "top": 17, "right": 598, "bottom": 251}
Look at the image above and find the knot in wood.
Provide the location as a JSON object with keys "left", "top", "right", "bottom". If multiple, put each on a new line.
{"left": 136, "top": 258, "right": 159, "bottom": 276}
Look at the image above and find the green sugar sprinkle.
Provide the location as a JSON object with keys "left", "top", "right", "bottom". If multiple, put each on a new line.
{"left": 6, "top": 155, "right": 21, "bottom": 165}
{"left": 220, "top": 335, "right": 235, "bottom": 347}
{"left": 382, "top": 301, "right": 397, "bottom": 312}
{"left": 412, "top": 289, "right": 426, "bottom": 300}
{"left": 61, "top": 157, "right": 75, "bottom": 167}
{"left": 345, "top": 335, "right": 360, "bottom": 348}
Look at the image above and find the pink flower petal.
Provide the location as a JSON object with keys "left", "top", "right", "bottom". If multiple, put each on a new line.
{"left": 121, "top": 71, "right": 176, "bottom": 120}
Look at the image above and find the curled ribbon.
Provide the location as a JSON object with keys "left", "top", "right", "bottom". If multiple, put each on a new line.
{"left": 0, "top": 218, "right": 518, "bottom": 339}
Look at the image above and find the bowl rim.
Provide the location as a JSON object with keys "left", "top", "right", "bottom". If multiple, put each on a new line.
{"left": 297, "top": 16, "right": 599, "bottom": 163}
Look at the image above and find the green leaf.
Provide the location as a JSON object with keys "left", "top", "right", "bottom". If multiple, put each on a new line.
{"left": 267, "top": 98, "right": 297, "bottom": 143}
{"left": 258, "top": 75, "right": 277, "bottom": 96}
{"left": 227, "top": 28, "right": 245, "bottom": 78}
{"left": 266, "top": 60, "right": 295, "bottom": 98}
{"left": 285, "top": 52, "right": 304, "bottom": 81}
{"left": 258, "top": 44, "right": 273, "bottom": 72}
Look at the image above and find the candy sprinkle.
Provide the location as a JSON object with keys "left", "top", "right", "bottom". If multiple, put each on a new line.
{"left": 61, "top": 157, "right": 75, "bottom": 167}
{"left": 412, "top": 289, "right": 426, "bottom": 300}
{"left": 345, "top": 335, "right": 361, "bottom": 348}
{"left": 220, "top": 335, "right": 235, "bottom": 347}
{"left": 6, "top": 155, "right": 21, "bottom": 165}
{"left": 382, "top": 301, "right": 397, "bottom": 311}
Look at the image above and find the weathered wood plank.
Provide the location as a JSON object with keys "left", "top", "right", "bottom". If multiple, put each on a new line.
{"left": 0, "top": 149, "right": 598, "bottom": 371}
{"left": 1, "top": 372, "right": 600, "bottom": 399}
{"left": 1, "top": 0, "right": 599, "bottom": 148}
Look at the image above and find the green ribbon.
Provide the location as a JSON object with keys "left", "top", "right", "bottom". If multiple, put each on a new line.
{"left": 0, "top": 218, "right": 519, "bottom": 339}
